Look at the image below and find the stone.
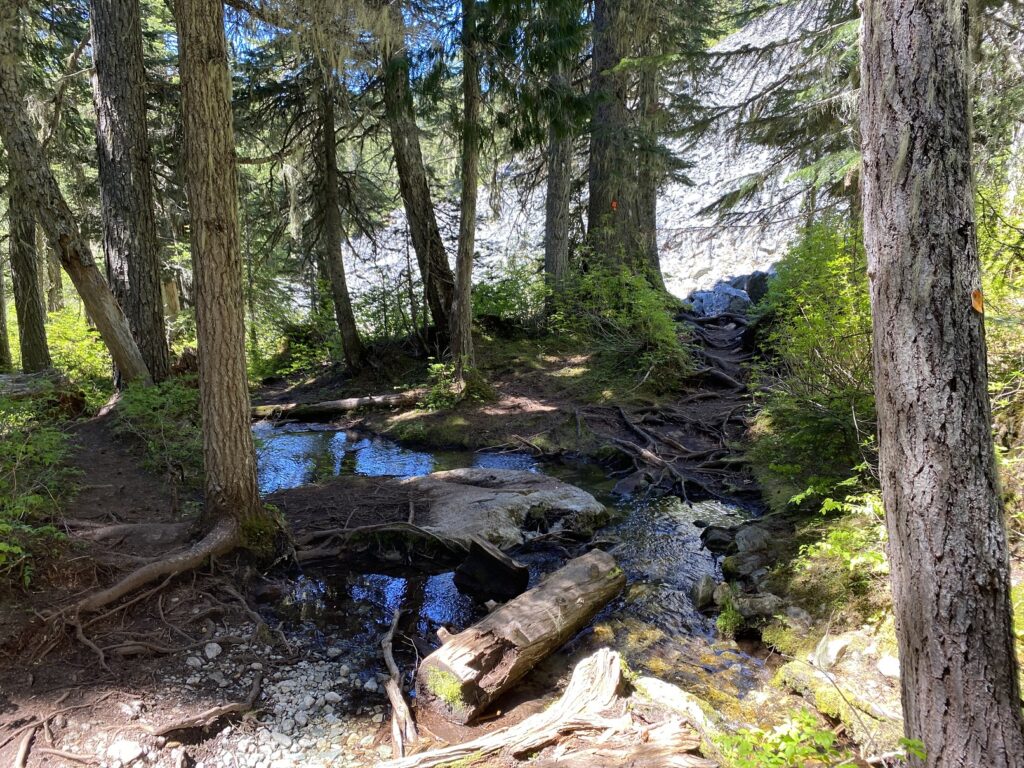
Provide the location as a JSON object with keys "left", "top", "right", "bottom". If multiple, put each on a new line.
{"left": 336, "top": 664, "right": 350, "bottom": 678}
{"left": 397, "top": 468, "right": 609, "bottom": 549}
{"left": 745, "top": 271, "right": 771, "bottom": 304}
{"left": 876, "top": 654, "right": 900, "bottom": 679}
{"left": 692, "top": 574, "right": 716, "bottom": 610}
{"left": 324, "top": 691, "right": 341, "bottom": 703}
{"left": 204, "top": 642, "right": 223, "bottom": 660}
{"left": 300, "top": 695, "right": 316, "bottom": 710}
{"left": 270, "top": 732, "right": 293, "bottom": 749}
{"left": 722, "top": 551, "right": 770, "bottom": 579}
{"left": 612, "top": 470, "right": 652, "bottom": 498}
{"left": 784, "top": 605, "right": 814, "bottom": 629}
{"left": 107, "top": 739, "right": 144, "bottom": 764}
{"left": 734, "top": 524, "right": 773, "bottom": 553}
{"left": 326, "top": 647, "right": 344, "bottom": 659}
{"left": 700, "top": 525, "right": 736, "bottom": 555}
{"left": 186, "top": 656, "right": 204, "bottom": 669}
{"left": 294, "top": 712, "right": 308, "bottom": 727}
{"left": 363, "top": 678, "right": 378, "bottom": 693}
{"left": 712, "top": 582, "right": 732, "bottom": 607}
{"left": 733, "top": 592, "right": 785, "bottom": 619}
{"left": 688, "top": 284, "right": 751, "bottom": 316}
{"left": 813, "top": 634, "right": 853, "bottom": 670}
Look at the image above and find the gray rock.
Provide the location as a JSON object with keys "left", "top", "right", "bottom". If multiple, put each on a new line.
{"left": 397, "top": 468, "right": 608, "bottom": 549}
{"left": 745, "top": 271, "right": 771, "bottom": 304}
{"left": 204, "top": 642, "right": 223, "bottom": 660}
{"left": 722, "top": 550, "right": 770, "bottom": 579}
{"left": 106, "top": 739, "right": 144, "bottom": 764}
{"left": 735, "top": 524, "right": 773, "bottom": 553}
{"left": 876, "top": 654, "right": 900, "bottom": 679}
{"left": 693, "top": 574, "right": 716, "bottom": 610}
{"left": 733, "top": 593, "right": 785, "bottom": 619}
{"left": 784, "top": 605, "right": 814, "bottom": 629}
{"left": 186, "top": 656, "right": 204, "bottom": 669}
{"left": 813, "top": 634, "right": 853, "bottom": 670}
{"left": 326, "top": 647, "right": 344, "bottom": 659}
{"left": 324, "top": 691, "right": 341, "bottom": 703}
{"left": 712, "top": 582, "right": 733, "bottom": 607}
{"left": 363, "top": 678, "right": 378, "bottom": 693}
{"left": 700, "top": 525, "right": 736, "bottom": 555}
{"left": 270, "top": 731, "right": 293, "bottom": 749}
{"left": 688, "top": 285, "right": 751, "bottom": 316}
{"left": 294, "top": 712, "right": 308, "bottom": 727}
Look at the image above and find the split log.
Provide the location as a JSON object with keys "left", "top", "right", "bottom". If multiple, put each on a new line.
{"left": 416, "top": 549, "right": 625, "bottom": 724}
{"left": 381, "top": 609, "right": 417, "bottom": 758}
{"left": 382, "top": 648, "right": 627, "bottom": 768}
{"left": 251, "top": 391, "right": 420, "bottom": 421}
{"left": 452, "top": 534, "right": 529, "bottom": 599}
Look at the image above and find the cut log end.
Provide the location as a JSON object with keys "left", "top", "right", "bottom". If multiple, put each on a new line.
{"left": 416, "top": 549, "right": 626, "bottom": 724}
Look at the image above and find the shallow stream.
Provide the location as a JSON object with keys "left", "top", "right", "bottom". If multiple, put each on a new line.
{"left": 253, "top": 422, "right": 775, "bottom": 715}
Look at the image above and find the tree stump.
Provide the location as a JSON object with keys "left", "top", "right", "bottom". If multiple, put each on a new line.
{"left": 417, "top": 549, "right": 625, "bottom": 723}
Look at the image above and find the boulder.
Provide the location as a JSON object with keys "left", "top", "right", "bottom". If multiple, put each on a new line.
{"left": 813, "top": 634, "right": 853, "bottom": 670}
{"left": 400, "top": 468, "right": 609, "bottom": 549}
{"left": 733, "top": 592, "right": 784, "bottom": 620}
{"left": 688, "top": 285, "right": 751, "bottom": 316}
{"left": 734, "top": 524, "right": 773, "bottom": 553}
{"left": 745, "top": 271, "right": 771, "bottom": 304}
{"left": 699, "top": 525, "right": 736, "bottom": 555}
{"left": 722, "top": 550, "right": 770, "bottom": 579}
{"left": 712, "top": 582, "right": 733, "bottom": 607}
{"left": 692, "top": 574, "right": 716, "bottom": 610}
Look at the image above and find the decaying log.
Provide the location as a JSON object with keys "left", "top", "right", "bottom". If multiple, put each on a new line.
{"left": 383, "top": 648, "right": 710, "bottom": 768}
{"left": 251, "top": 391, "right": 420, "bottom": 421}
{"left": 416, "top": 549, "right": 625, "bottom": 724}
{"left": 452, "top": 534, "right": 529, "bottom": 599}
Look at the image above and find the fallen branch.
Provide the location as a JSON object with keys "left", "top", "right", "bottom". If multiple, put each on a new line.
{"left": 13, "top": 725, "right": 36, "bottom": 768}
{"left": 381, "top": 609, "right": 417, "bottom": 758}
{"left": 252, "top": 391, "right": 420, "bottom": 421}
{"left": 146, "top": 672, "right": 263, "bottom": 738}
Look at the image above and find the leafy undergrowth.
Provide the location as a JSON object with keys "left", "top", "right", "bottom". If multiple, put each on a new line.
{"left": 0, "top": 398, "right": 75, "bottom": 587}
{"left": 116, "top": 376, "right": 203, "bottom": 490}
{"left": 716, "top": 709, "right": 850, "bottom": 768}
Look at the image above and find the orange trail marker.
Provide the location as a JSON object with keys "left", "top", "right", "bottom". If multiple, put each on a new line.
{"left": 971, "top": 289, "right": 984, "bottom": 313}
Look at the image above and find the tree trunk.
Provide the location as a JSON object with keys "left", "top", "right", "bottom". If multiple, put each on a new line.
{"left": 176, "top": 0, "right": 264, "bottom": 526}
{"left": 417, "top": 549, "right": 625, "bottom": 724}
{"left": 543, "top": 70, "right": 572, "bottom": 302}
{"left": 8, "top": 175, "right": 51, "bottom": 372}
{"left": 318, "top": 79, "right": 365, "bottom": 369}
{"left": 636, "top": 62, "right": 664, "bottom": 291}
{"left": 0, "top": 257, "right": 12, "bottom": 373}
{"left": 587, "top": 0, "right": 636, "bottom": 271}
{"left": 0, "top": 2, "right": 151, "bottom": 384}
{"left": 44, "top": 231, "right": 63, "bottom": 311}
{"left": 452, "top": 0, "right": 479, "bottom": 381}
{"left": 382, "top": 2, "right": 455, "bottom": 341}
{"left": 89, "top": 0, "right": 171, "bottom": 382}
{"left": 860, "top": 2, "right": 1024, "bottom": 766}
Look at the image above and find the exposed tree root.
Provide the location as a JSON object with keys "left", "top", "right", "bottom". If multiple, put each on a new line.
{"left": 146, "top": 672, "right": 263, "bottom": 738}
{"left": 66, "top": 517, "right": 238, "bottom": 616}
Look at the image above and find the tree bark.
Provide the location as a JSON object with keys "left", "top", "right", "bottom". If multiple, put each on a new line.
{"left": 636, "top": 62, "right": 664, "bottom": 291}
{"left": 89, "top": 0, "right": 171, "bottom": 382}
{"left": 417, "top": 549, "right": 625, "bottom": 723}
{"left": 176, "top": 0, "right": 264, "bottom": 525}
{"left": 44, "top": 233, "right": 63, "bottom": 311}
{"left": 382, "top": 2, "right": 455, "bottom": 341}
{"left": 8, "top": 175, "right": 51, "bottom": 372}
{"left": 452, "top": 0, "right": 479, "bottom": 380}
{"left": 0, "top": 2, "right": 151, "bottom": 384}
{"left": 860, "top": 2, "right": 1024, "bottom": 766}
{"left": 587, "top": 0, "right": 636, "bottom": 271}
{"left": 544, "top": 69, "right": 572, "bottom": 302}
{"left": 318, "top": 79, "right": 365, "bottom": 369}
{"left": 0, "top": 257, "right": 12, "bottom": 373}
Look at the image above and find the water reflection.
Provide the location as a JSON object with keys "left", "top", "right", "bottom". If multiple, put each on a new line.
{"left": 253, "top": 422, "right": 539, "bottom": 494}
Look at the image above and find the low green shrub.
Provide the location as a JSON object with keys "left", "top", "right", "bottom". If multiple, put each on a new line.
{"left": 47, "top": 308, "right": 115, "bottom": 411}
{"left": 716, "top": 709, "right": 849, "bottom": 768}
{"left": 0, "top": 398, "right": 73, "bottom": 585}
{"left": 550, "top": 267, "right": 692, "bottom": 392}
{"left": 116, "top": 376, "right": 203, "bottom": 489}
{"left": 716, "top": 597, "right": 744, "bottom": 639}
{"left": 747, "top": 221, "right": 875, "bottom": 511}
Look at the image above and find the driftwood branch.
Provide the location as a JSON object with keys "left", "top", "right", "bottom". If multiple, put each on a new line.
{"left": 381, "top": 609, "right": 417, "bottom": 758}
{"left": 252, "top": 391, "right": 420, "bottom": 421}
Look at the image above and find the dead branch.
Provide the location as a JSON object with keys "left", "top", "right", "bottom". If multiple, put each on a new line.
{"left": 252, "top": 391, "right": 421, "bottom": 421}
{"left": 146, "top": 672, "right": 263, "bottom": 738}
{"left": 381, "top": 609, "right": 417, "bottom": 758}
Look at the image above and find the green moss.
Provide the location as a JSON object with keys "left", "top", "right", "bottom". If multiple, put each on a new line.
{"left": 426, "top": 667, "right": 466, "bottom": 710}
{"left": 716, "top": 599, "right": 744, "bottom": 639}
{"left": 240, "top": 505, "right": 285, "bottom": 556}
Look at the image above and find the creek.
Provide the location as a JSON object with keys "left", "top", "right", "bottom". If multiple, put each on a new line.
{"left": 252, "top": 421, "right": 776, "bottom": 719}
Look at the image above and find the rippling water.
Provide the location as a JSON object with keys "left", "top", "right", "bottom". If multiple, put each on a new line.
{"left": 254, "top": 422, "right": 772, "bottom": 706}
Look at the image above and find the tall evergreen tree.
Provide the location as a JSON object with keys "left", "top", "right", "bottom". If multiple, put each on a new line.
{"left": 0, "top": 1, "right": 151, "bottom": 383}
{"left": 89, "top": 0, "right": 171, "bottom": 382}
{"left": 860, "top": 1, "right": 1024, "bottom": 764}
{"left": 8, "top": 173, "right": 51, "bottom": 372}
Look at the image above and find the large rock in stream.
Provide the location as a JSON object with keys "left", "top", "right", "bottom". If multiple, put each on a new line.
{"left": 400, "top": 468, "right": 609, "bottom": 549}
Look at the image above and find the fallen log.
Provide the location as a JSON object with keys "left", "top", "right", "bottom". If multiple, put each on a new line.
{"left": 416, "top": 549, "right": 625, "bottom": 724}
{"left": 382, "top": 648, "right": 711, "bottom": 768}
{"left": 251, "top": 391, "right": 420, "bottom": 421}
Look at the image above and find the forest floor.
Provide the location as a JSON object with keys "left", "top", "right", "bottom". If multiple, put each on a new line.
{"left": 0, "top": 309, "right": 916, "bottom": 767}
